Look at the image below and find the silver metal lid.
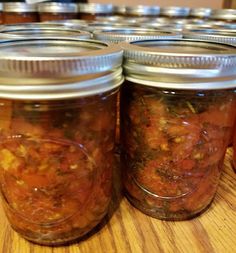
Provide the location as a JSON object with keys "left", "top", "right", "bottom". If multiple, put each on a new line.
{"left": 0, "top": 26, "right": 91, "bottom": 39}
{"left": 210, "top": 9, "right": 236, "bottom": 21}
{"left": 184, "top": 30, "right": 236, "bottom": 46}
{"left": 121, "top": 39, "right": 236, "bottom": 90}
{"left": 0, "top": 38, "right": 123, "bottom": 100}
{"left": 38, "top": 2, "right": 78, "bottom": 13}
{"left": 93, "top": 28, "right": 182, "bottom": 43}
{"left": 189, "top": 8, "right": 212, "bottom": 18}
{"left": 3, "top": 2, "right": 37, "bottom": 12}
{"left": 0, "top": 3, "right": 3, "bottom": 11}
{"left": 160, "top": 6, "right": 190, "bottom": 17}
{"left": 125, "top": 5, "right": 160, "bottom": 16}
{"left": 78, "top": 3, "right": 114, "bottom": 14}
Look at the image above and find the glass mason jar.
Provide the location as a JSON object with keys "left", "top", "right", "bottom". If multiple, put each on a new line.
{"left": 2, "top": 2, "right": 39, "bottom": 24}
{"left": 160, "top": 6, "right": 190, "bottom": 19}
{"left": 189, "top": 8, "right": 212, "bottom": 20}
{"left": 38, "top": 2, "right": 78, "bottom": 22}
{"left": 0, "top": 23, "right": 91, "bottom": 39}
{"left": 210, "top": 9, "right": 236, "bottom": 23}
{"left": 0, "top": 3, "right": 3, "bottom": 24}
{"left": 0, "top": 38, "right": 123, "bottom": 245}
{"left": 121, "top": 39, "right": 236, "bottom": 220}
{"left": 124, "top": 5, "right": 160, "bottom": 18}
{"left": 78, "top": 3, "right": 114, "bottom": 21}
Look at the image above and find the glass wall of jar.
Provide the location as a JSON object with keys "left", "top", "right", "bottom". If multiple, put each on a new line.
{"left": 38, "top": 2, "right": 78, "bottom": 22}
{"left": 189, "top": 8, "right": 212, "bottom": 20}
{"left": 2, "top": 2, "right": 38, "bottom": 24}
{"left": 160, "top": 6, "right": 190, "bottom": 19}
{"left": 78, "top": 3, "right": 114, "bottom": 21}
{"left": 0, "top": 23, "right": 91, "bottom": 39}
{"left": 0, "top": 38, "right": 123, "bottom": 245}
{"left": 0, "top": 3, "right": 3, "bottom": 24}
{"left": 120, "top": 39, "right": 236, "bottom": 220}
{"left": 124, "top": 5, "right": 160, "bottom": 18}
{"left": 210, "top": 9, "right": 236, "bottom": 23}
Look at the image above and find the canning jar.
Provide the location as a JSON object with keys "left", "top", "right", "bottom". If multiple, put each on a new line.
{"left": 0, "top": 23, "right": 91, "bottom": 39}
{"left": 78, "top": 3, "right": 114, "bottom": 21}
{"left": 125, "top": 5, "right": 160, "bottom": 18}
{"left": 0, "top": 3, "right": 3, "bottom": 24}
{"left": 2, "top": 2, "right": 38, "bottom": 24}
{"left": 121, "top": 39, "right": 236, "bottom": 220}
{"left": 0, "top": 38, "right": 123, "bottom": 245}
{"left": 38, "top": 2, "right": 78, "bottom": 22}
{"left": 189, "top": 8, "right": 212, "bottom": 20}
{"left": 160, "top": 6, "right": 190, "bottom": 19}
{"left": 210, "top": 9, "right": 236, "bottom": 23}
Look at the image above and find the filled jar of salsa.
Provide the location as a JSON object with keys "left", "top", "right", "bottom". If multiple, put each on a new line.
{"left": 0, "top": 38, "right": 123, "bottom": 245}
{"left": 121, "top": 39, "right": 236, "bottom": 220}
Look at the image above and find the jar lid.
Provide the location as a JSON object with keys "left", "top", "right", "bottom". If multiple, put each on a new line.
{"left": 189, "top": 8, "right": 212, "bottom": 18}
{"left": 184, "top": 30, "right": 236, "bottom": 46}
{"left": 93, "top": 28, "right": 181, "bottom": 43}
{"left": 38, "top": 2, "right": 78, "bottom": 13}
{"left": 210, "top": 9, "right": 236, "bottom": 21}
{"left": 0, "top": 38, "right": 123, "bottom": 100}
{"left": 122, "top": 39, "right": 236, "bottom": 90}
{"left": 0, "top": 26, "right": 91, "bottom": 39}
{"left": 160, "top": 6, "right": 190, "bottom": 17}
{"left": 125, "top": 5, "right": 160, "bottom": 16}
{"left": 78, "top": 3, "right": 114, "bottom": 14}
{"left": 3, "top": 2, "right": 37, "bottom": 12}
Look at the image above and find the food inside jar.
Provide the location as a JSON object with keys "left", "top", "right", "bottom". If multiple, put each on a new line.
{"left": 0, "top": 90, "right": 117, "bottom": 244}
{"left": 121, "top": 82, "right": 236, "bottom": 220}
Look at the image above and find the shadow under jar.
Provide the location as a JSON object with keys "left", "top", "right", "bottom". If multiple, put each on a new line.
{"left": 2, "top": 2, "right": 38, "bottom": 24}
{"left": 120, "top": 39, "right": 236, "bottom": 220}
{"left": 0, "top": 38, "right": 123, "bottom": 245}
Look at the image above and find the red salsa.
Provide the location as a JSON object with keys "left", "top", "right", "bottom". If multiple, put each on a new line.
{"left": 0, "top": 91, "right": 118, "bottom": 245}
{"left": 121, "top": 82, "right": 236, "bottom": 220}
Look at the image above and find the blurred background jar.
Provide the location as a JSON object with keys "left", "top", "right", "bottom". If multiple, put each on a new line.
{"left": 38, "top": 2, "right": 78, "bottom": 22}
{"left": 2, "top": 2, "right": 38, "bottom": 24}
{"left": 0, "top": 3, "right": 3, "bottom": 24}
{"left": 124, "top": 5, "right": 160, "bottom": 18}
{"left": 78, "top": 3, "right": 114, "bottom": 21}
{"left": 121, "top": 39, "right": 236, "bottom": 220}
{"left": 0, "top": 38, "right": 123, "bottom": 245}
{"left": 210, "top": 9, "right": 236, "bottom": 23}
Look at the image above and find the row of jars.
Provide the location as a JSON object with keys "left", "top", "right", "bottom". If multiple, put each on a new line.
{"left": 0, "top": 19, "right": 235, "bottom": 246}
{"left": 0, "top": 2, "right": 236, "bottom": 24}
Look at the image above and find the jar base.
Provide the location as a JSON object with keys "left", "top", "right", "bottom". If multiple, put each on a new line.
{"left": 125, "top": 190, "right": 213, "bottom": 221}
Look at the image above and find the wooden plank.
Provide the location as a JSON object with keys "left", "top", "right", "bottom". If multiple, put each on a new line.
{"left": 0, "top": 148, "right": 235, "bottom": 253}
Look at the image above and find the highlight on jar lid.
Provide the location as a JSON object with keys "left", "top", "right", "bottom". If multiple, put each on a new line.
{"left": 38, "top": 2, "right": 78, "bottom": 13}
{"left": 121, "top": 39, "right": 236, "bottom": 89}
{"left": 125, "top": 5, "right": 160, "bottom": 16}
{"left": 210, "top": 9, "right": 236, "bottom": 21}
{"left": 3, "top": 2, "right": 37, "bottom": 12}
{"left": 0, "top": 23, "right": 91, "bottom": 39}
{"left": 0, "top": 38, "right": 123, "bottom": 99}
{"left": 183, "top": 29, "right": 236, "bottom": 45}
{"left": 78, "top": 3, "right": 114, "bottom": 14}
{"left": 93, "top": 28, "right": 182, "bottom": 43}
{"left": 189, "top": 8, "right": 212, "bottom": 18}
{"left": 160, "top": 6, "right": 190, "bottom": 17}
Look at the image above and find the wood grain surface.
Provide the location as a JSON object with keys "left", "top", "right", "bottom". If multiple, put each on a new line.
{"left": 0, "top": 148, "right": 235, "bottom": 253}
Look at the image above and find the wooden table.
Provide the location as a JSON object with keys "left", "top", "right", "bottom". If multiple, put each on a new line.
{"left": 0, "top": 149, "right": 235, "bottom": 253}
